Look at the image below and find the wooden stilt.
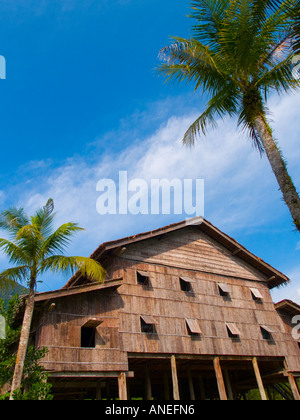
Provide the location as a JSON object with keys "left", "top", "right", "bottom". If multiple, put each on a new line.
{"left": 199, "top": 376, "right": 206, "bottom": 400}
{"left": 284, "top": 360, "right": 300, "bottom": 401}
{"left": 145, "top": 366, "right": 152, "bottom": 401}
{"left": 224, "top": 369, "right": 234, "bottom": 400}
{"left": 213, "top": 357, "right": 228, "bottom": 401}
{"left": 187, "top": 369, "right": 195, "bottom": 400}
{"left": 252, "top": 357, "right": 267, "bottom": 400}
{"left": 96, "top": 381, "right": 102, "bottom": 400}
{"left": 118, "top": 372, "right": 128, "bottom": 401}
{"left": 164, "top": 373, "right": 170, "bottom": 400}
{"left": 171, "top": 355, "right": 180, "bottom": 400}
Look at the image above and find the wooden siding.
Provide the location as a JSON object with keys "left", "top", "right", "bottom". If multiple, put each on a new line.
{"left": 116, "top": 261, "right": 292, "bottom": 361}
{"left": 34, "top": 226, "right": 300, "bottom": 374}
{"left": 36, "top": 290, "right": 128, "bottom": 373}
{"left": 120, "top": 227, "right": 265, "bottom": 282}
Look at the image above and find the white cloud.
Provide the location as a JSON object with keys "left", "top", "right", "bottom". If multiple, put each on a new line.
{"left": 1, "top": 91, "right": 300, "bottom": 291}
{"left": 271, "top": 265, "right": 300, "bottom": 305}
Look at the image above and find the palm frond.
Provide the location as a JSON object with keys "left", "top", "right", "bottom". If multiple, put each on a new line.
{"left": 183, "top": 86, "right": 240, "bottom": 145}
{"left": 39, "top": 223, "right": 85, "bottom": 258}
{"left": 0, "top": 238, "right": 29, "bottom": 265}
{"left": 0, "top": 266, "right": 29, "bottom": 289}
{"left": 39, "top": 255, "right": 106, "bottom": 283}
{"left": 30, "top": 198, "right": 55, "bottom": 239}
{"left": 257, "top": 52, "right": 300, "bottom": 93}
{"left": 158, "top": 38, "right": 232, "bottom": 95}
{"left": 189, "top": 0, "right": 229, "bottom": 48}
{"left": 0, "top": 207, "right": 29, "bottom": 238}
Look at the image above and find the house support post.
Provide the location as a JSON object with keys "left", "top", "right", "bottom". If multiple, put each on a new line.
{"left": 284, "top": 360, "right": 300, "bottom": 401}
{"left": 213, "top": 357, "right": 228, "bottom": 400}
{"left": 145, "top": 366, "right": 152, "bottom": 401}
{"left": 118, "top": 372, "right": 128, "bottom": 401}
{"left": 187, "top": 369, "right": 195, "bottom": 400}
{"left": 224, "top": 369, "right": 234, "bottom": 400}
{"left": 171, "top": 355, "right": 180, "bottom": 400}
{"left": 252, "top": 357, "right": 267, "bottom": 400}
{"left": 163, "top": 373, "right": 170, "bottom": 400}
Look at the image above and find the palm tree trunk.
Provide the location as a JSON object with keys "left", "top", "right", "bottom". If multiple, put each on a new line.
{"left": 254, "top": 115, "right": 300, "bottom": 233}
{"left": 9, "top": 286, "right": 35, "bottom": 400}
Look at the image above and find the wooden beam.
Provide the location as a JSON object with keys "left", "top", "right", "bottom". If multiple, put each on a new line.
{"left": 224, "top": 369, "right": 234, "bottom": 401}
{"left": 49, "top": 371, "right": 134, "bottom": 379}
{"left": 96, "top": 382, "right": 102, "bottom": 400}
{"left": 213, "top": 357, "right": 228, "bottom": 401}
{"left": 284, "top": 361, "right": 300, "bottom": 401}
{"left": 252, "top": 358, "right": 267, "bottom": 400}
{"left": 145, "top": 367, "right": 152, "bottom": 401}
{"left": 164, "top": 373, "right": 170, "bottom": 400}
{"left": 118, "top": 372, "right": 128, "bottom": 401}
{"left": 199, "top": 376, "right": 206, "bottom": 400}
{"left": 171, "top": 355, "right": 180, "bottom": 401}
{"left": 187, "top": 369, "right": 195, "bottom": 400}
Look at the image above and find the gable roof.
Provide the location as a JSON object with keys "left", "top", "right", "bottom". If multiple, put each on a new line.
{"left": 275, "top": 299, "right": 300, "bottom": 315}
{"left": 63, "top": 217, "right": 289, "bottom": 290}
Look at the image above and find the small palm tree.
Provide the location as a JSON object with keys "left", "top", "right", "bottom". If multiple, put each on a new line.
{"left": 0, "top": 199, "right": 106, "bottom": 400}
{"left": 159, "top": 0, "right": 300, "bottom": 232}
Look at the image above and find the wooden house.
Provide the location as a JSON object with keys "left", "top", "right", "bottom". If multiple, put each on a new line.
{"left": 27, "top": 217, "right": 300, "bottom": 400}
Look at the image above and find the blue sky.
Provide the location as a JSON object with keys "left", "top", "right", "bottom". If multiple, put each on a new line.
{"left": 0, "top": 0, "right": 299, "bottom": 304}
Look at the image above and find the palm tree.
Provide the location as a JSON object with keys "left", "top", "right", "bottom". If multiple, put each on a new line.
{"left": 0, "top": 199, "right": 106, "bottom": 400}
{"left": 159, "top": 0, "right": 300, "bottom": 232}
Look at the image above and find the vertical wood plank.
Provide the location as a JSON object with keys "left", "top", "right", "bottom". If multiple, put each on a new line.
{"left": 164, "top": 373, "right": 170, "bottom": 400}
{"left": 96, "top": 382, "right": 102, "bottom": 400}
{"left": 118, "top": 372, "right": 128, "bottom": 401}
{"left": 224, "top": 369, "right": 234, "bottom": 401}
{"left": 171, "top": 355, "right": 180, "bottom": 400}
{"left": 284, "top": 360, "right": 300, "bottom": 401}
{"left": 145, "top": 366, "right": 152, "bottom": 401}
{"left": 213, "top": 357, "right": 228, "bottom": 401}
{"left": 252, "top": 357, "right": 267, "bottom": 401}
{"left": 187, "top": 369, "right": 195, "bottom": 400}
{"left": 199, "top": 376, "right": 206, "bottom": 400}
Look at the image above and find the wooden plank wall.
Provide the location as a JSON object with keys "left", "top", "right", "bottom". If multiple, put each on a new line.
{"left": 35, "top": 226, "right": 300, "bottom": 373}
{"left": 117, "top": 261, "right": 292, "bottom": 359}
{"left": 36, "top": 290, "right": 128, "bottom": 372}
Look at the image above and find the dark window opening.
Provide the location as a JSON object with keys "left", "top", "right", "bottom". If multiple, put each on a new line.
{"left": 140, "top": 317, "right": 156, "bottom": 334}
{"left": 218, "top": 283, "right": 231, "bottom": 298}
{"left": 180, "top": 278, "right": 192, "bottom": 293}
{"left": 261, "top": 327, "right": 273, "bottom": 341}
{"left": 137, "top": 271, "right": 150, "bottom": 286}
{"left": 250, "top": 288, "right": 263, "bottom": 302}
{"left": 81, "top": 327, "right": 96, "bottom": 348}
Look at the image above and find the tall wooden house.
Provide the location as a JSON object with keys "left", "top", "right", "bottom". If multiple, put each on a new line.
{"left": 26, "top": 217, "right": 300, "bottom": 400}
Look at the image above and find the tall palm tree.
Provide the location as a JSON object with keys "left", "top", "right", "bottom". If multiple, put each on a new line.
{"left": 0, "top": 199, "right": 106, "bottom": 400}
{"left": 159, "top": 0, "right": 300, "bottom": 232}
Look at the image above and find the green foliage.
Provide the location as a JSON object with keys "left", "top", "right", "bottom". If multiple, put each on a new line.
{"left": 0, "top": 282, "right": 28, "bottom": 306}
{"left": 0, "top": 198, "right": 106, "bottom": 291}
{"left": 0, "top": 295, "right": 53, "bottom": 400}
{"left": 158, "top": 0, "right": 300, "bottom": 148}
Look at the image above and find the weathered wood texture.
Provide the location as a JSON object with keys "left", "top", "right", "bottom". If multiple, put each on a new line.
{"left": 34, "top": 226, "right": 300, "bottom": 374}
{"left": 36, "top": 290, "right": 128, "bottom": 372}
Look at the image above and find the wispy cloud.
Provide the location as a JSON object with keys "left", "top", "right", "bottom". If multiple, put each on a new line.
{"left": 1, "top": 91, "right": 300, "bottom": 291}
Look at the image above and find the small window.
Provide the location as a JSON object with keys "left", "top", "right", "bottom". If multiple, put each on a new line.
{"left": 260, "top": 325, "right": 274, "bottom": 341}
{"left": 140, "top": 315, "right": 157, "bottom": 334}
{"left": 186, "top": 319, "right": 202, "bottom": 336}
{"left": 81, "top": 327, "right": 96, "bottom": 348}
{"left": 137, "top": 271, "right": 151, "bottom": 286}
{"left": 218, "top": 283, "right": 231, "bottom": 297}
{"left": 250, "top": 288, "right": 263, "bottom": 302}
{"left": 226, "top": 322, "right": 241, "bottom": 339}
{"left": 180, "top": 277, "right": 195, "bottom": 293}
